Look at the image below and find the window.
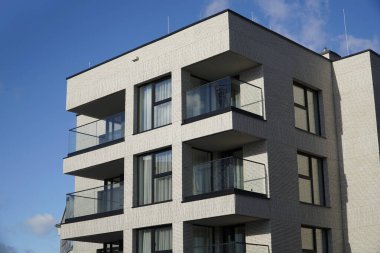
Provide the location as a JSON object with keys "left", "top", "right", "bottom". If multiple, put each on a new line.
{"left": 138, "top": 149, "right": 172, "bottom": 206}
{"left": 99, "top": 176, "right": 124, "bottom": 212}
{"left": 139, "top": 78, "right": 172, "bottom": 132}
{"left": 99, "top": 113, "right": 125, "bottom": 144}
{"left": 137, "top": 226, "right": 172, "bottom": 253}
{"left": 301, "top": 226, "right": 328, "bottom": 253}
{"left": 297, "top": 153, "right": 325, "bottom": 205}
{"left": 293, "top": 83, "right": 320, "bottom": 134}
{"left": 97, "top": 241, "right": 123, "bottom": 253}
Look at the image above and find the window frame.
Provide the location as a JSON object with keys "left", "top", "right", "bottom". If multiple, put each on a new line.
{"left": 297, "top": 152, "right": 326, "bottom": 206}
{"left": 137, "top": 148, "right": 173, "bottom": 207}
{"left": 301, "top": 225, "right": 328, "bottom": 253}
{"left": 293, "top": 82, "right": 321, "bottom": 135}
{"left": 138, "top": 76, "right": 172, "bottom": 133}
{"left": 136, "top": 225, "right": 173, "bottom": 253}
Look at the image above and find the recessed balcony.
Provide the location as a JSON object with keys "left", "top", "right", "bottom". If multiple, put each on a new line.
{"left": 193, "top": 242, "right": 269, "bottom": 253}
{"left": 184, "top": 156, "right": 268, "bottom": 202}
{"left": 188, "top": 222, "right": 270, "bottom": 253}
{"left": 184, "top": 76, "right": 263, "bottom": 124}
{"left": 63, "top": 182, "right": 124, "bottom": 223}
{"left": 68, "top": 112, "right": 125, "bottom": 156}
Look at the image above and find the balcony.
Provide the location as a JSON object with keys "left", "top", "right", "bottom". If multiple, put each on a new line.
{"left": 184, "top": 157, "right": 267, "bottom": 202}
{"left": 185, "top": 77, "right": 263, "bottom": 124}
{"left": 63, "top": 182, "right": 124, "bottom": 223}
{"left": 96, "top": 249, "right": 123, "bottom": 253}
{"left": 193, "top": 242, "right": 269, "bottom": 253}
{"left": 68, "top": 112, "right": 125, "bottom": 156}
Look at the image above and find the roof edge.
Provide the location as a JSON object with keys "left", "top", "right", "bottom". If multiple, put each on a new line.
{"left": 70, "top": 9, "right": 380, "bottom": 80}
{"left": 334, "top": 49, "right": 380, "bottom": 62}
{"left": 66, "top": 9, "right": 231, "bottom": 80}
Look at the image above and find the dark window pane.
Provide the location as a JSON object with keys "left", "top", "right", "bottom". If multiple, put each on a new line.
{"left": 297, "top": 154, "right": 310, "bottom": 176}
{"left": 295, "top": 107, "right": 308, "bottom": 131}
{"left": 294, "top": 85, "right": 305, "bottom": 106}
{"left": 311, "top": 158, "right": 321, "bottom": 205}
{"left": 301, "top": 227, "right": 314, "bottom": 250}
{"left": 299, "top": 178, "right": 312, "bottom": 203}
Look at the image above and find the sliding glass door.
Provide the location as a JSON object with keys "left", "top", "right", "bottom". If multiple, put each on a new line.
{"left": 192, "top": 149, "right": 212, "bottom": 195}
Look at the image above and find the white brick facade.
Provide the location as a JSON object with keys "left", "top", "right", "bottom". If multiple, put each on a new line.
{"left": 58, "top": 10, "right": 380, "bottom": 253}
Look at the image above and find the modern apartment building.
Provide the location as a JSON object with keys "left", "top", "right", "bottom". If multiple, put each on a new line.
{"left": 57, "top": 10, "right": 380, "bottom": 253}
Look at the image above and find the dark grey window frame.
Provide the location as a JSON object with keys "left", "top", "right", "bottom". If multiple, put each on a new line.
{"left": 293, "top": 82, "right": 321, "bottom": 135}
{"left": 301, "top": 225, "right": 328, "bottom": 253}
{"left": 298, "top": 152, "right": 326, "bottom": 206}
{"left": 137, "top": 76, "right": 172, "bottom": 133}
{"left": 137, "top": 148, "right": 173, "bottom": 207}
{"left": 97, "top": 240, "right": 123, "bottom": 253}
{"left": 136, "top": 225, "right": 173, "bottom": 253}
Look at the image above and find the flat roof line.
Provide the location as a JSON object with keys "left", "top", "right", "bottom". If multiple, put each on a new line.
{"left": 334, "top": 49, "right": 380, "bottom": 61}
{"left": 67, "top": 9, "right": 379, "bottom": 80}
{"left": 66, "top": 9, "right": 231, "bottom": 80}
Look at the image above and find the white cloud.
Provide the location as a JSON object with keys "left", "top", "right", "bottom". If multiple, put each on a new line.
{"left": 338, "top": 34, "right": 380, "bottom": 55}
{"left": 253, "top": 0, "right": 329, "bottom": 51}
{"left": 202, "top": 0, "right": 229, "bottom": 18}
{"left": 25, "top": 214, "right": 56, "bottom": 236}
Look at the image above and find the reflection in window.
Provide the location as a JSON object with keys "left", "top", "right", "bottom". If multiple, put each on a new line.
{"left": 297, "top": 153, "right": 325, "bottom": 206}
{"left": 293, "top": 83, "right": 320, "bottom": 134}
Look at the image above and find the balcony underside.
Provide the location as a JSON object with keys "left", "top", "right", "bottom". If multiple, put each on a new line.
{"left": 67, "top": 231, "right": 123, "bottom": 243}
{"left": 185, "top": 128, "right": 261, "bottom": 152}
{"left": 189, "top": 214, "right": 262, "bottom": 227}
{"left": 65, "top": 158, "right": 124, "bottom": 180}
{"left": 184, "top": 51, "right": 259, "bottom": 81}
{"left": 68, "top": 90, "right": 125, "bottom": 118}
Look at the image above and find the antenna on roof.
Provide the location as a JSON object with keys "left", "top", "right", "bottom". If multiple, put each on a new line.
{"left": 251, "top": 11, "right": 254, "bottom": 21}
{"left": 88, "top": 61, "right": 91, "bottom": 67}
{"left": 343, "top": 9, "right": 350, "bottom": 55}
{"left": 167, "top": 16, "right": 170, "bottom": 34}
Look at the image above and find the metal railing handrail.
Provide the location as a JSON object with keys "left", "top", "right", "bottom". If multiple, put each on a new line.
{"left": 193, "top": 156, "right": 266, "bottom": 168}
{"left": 235, "top": 78, "right": 263, "bottom": 91}
{"left": 68, "top": 111, "right": 124, "bottom": 131}
{"left": 193, "top": 241, "right": 270, "bottom": 249}
{"left": 188, "top": 76, "right": 263, "bottom": 92}
{"left": 66, "top": 182, "right": 124, "bottom": 196}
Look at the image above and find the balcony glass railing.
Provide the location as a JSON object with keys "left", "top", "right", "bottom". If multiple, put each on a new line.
{"left": 60, "top": 240, "right": 73, "bottom": 253}
{"left": 185, "top": 77, "right": 263, "bottom": 120}
{"left": 193, "top": 242, "right": 270, "bottom": 253}
{"left": 64, "top": 182, "right": 124, "bottom": 221}
{"left": 190, "top": 157, "right": 267, "bottom": 197}
{"left": 68, "top": 112, "right": 125, "bottom": 154}
{"left": 96, "top": 248, "right": 123, "bottom": 253}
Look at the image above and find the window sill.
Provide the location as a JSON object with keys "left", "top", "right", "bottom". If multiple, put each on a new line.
{"left": 300, "top": 201, "right": 329, "bottom": 208}
{"left": 295, "top": 127, "right": 326, "bottom": 139}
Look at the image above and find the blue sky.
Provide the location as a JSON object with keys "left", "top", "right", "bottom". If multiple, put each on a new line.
{"left": 0, "top": 0, "right": 379, "bottom": 252}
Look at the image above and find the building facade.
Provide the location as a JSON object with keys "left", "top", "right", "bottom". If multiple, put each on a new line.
{"left": 57, "top": 10, "right": 380, "bottom": 253}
